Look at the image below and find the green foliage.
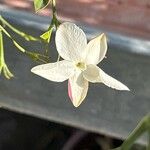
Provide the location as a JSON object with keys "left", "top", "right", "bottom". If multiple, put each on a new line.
{"left": 0, "top": 25, "right": 26, "bottom": 53}
{"left": 0, "top": 0, "right": 59, "bottom": 79}
{"left": 0, "top": 16, "right": 41, "bottom": 42}
{"left": 34, "top": 0, "right": 51, "bottom": 12}
{"left": 40, "top": 28, "right": 53, "bottom": 43}
{"left": 113, "top": 114, "right": 150, "bottom": 150}
{"left": 0, "top": 30, "right": 14, "bottom": 79}
{"left": 0, "top": 24, "right": 49, "bottom": 79}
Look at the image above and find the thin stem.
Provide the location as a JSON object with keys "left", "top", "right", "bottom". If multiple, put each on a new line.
{"left": 41, "top": 0, "right": 57, "bottom": 57}
{"left": 51, "top": 0, "right": 61, "bottom": 61}
{"left": 0, "top": 30, "right": 14, "bottom": 78}
{"left": 0, "top": 15, "right": 41, "bottom": 42}
{"left": 120, "top": 114, "right": 150, "bottom": 150}
{"left": 147, "top": 130, "right": 150, "bottom": 150}
{"left": 52, "top": 0, "right": 56, "bottom": 18}
{"left": 45, "top": 42, "right": 49, "bottom": 56}
{"left": 0, "top": 25, "right": 25, "bottom": 53}
{"left": 51, "top": 0, "right": 60, "bottom": 29}
{"left": 0, "top": 30, "right": 4, "bottom": 64}
{"left": 0, "top": 25, "right": 49, "bottom": 63}
{"left": 43, "top": 26, "right": 53, "bottom": 56}
{"left": 0, "top": 15, "right": 25, "bottom": 37}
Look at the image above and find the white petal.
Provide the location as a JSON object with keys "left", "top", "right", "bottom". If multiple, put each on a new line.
{"left": 83, "top": 64, "right": 100, "bottom": 83}
{"left": 31, "top": 60, "right": 74, "bottom": 82}
{"left": 99, "top": 68, "right": 130, "bottom": 91}
{"left": 85, "top": 33, "right": 107, "bottom": 65}
{"left": 68, "top": 71, "right": 89, "bottom": 107}
{"left": 55, "top": 22, "right": 87, "bottom": 61}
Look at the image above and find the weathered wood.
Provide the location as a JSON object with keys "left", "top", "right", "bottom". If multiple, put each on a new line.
{"left": 0, "top": 8, "right": 150, "bottom": 144}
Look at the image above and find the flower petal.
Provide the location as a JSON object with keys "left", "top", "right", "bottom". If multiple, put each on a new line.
{"left": 85, "top": 33, "right": 107, "bottom": 65}
{"left": 55, "top": 22, "right": 87, "bottom": 61}
{"left": 31, "top": 60, "right": 74, "bottom": 82}
{"left": 68, "top": 72, "right": 89, "bottom": 107}
{"left": 99, "top": 68, "right": 130, "bottom": 91}
{"left": 83, "top": 64, "right": 100, "bottom": 83}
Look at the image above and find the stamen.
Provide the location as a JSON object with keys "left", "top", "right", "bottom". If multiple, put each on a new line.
{"left": 75, "top": 62, "right": 86, "bottom": 71}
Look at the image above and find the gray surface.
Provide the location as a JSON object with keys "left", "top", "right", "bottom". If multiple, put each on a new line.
{"left": 0, "top": 7, "right": 150, "bottom": 144}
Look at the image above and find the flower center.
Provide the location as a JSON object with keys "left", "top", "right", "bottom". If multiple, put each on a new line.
{"left": 75, "top": 62, "right": 86, "bottom": 71}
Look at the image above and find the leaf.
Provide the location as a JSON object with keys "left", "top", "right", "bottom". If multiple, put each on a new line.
{"left": 40, "top": 28, "right": 53, "bottom": 43}
{"left": 34, "top": 0, "right": 51, "bottom": 12}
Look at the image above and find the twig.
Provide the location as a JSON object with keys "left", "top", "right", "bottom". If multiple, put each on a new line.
{"left": 120, "top": 114, "right": 150, "bottom": 150}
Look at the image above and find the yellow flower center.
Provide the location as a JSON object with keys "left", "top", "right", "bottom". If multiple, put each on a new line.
{"left": 75, "top": 62, "right": 86, "bottom": 71}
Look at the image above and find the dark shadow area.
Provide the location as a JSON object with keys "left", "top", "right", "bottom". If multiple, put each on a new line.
{"left": 0, "top": 109, "right": 145, "bottom": 150}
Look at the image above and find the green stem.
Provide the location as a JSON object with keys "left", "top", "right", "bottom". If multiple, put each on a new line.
{"left": 0, "top": 15, "right": 25, "bottom": 37}
{"left": 51, "top": 0, "right": 61, "bottom": 61}
{"left": 0, "top": 30, "right": 4, "bottom": 64}
{"left": 0, "top": 29, "right": 14, "bottom": 78}
{"left": 43, "top": 25, "right": 53, "bottom": 56}
{"left": 0, "top": 25, "right": 25, "bottom": 53}
{"left": 147, "top": 130, "right": 150, "bottom": 150}
{"left": 0, "top": 25, "right": 49, "bottom": 64}
{"left": 51, "top": 0, "right": 60, "bottom": 29}
{"left": 0, "top": 15, "right": 41, "bottom": 42}
{"left": 121, "top": 114, "right": 150, "bottom": 150}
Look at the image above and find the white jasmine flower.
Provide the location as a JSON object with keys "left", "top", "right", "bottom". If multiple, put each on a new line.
{"left": 31, "top": 22, "right": 129, "bottom": 107}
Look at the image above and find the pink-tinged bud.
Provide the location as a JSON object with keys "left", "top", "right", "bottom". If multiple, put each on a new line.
{"left": 68, "top": 80, "right": 73, "bottom": 101}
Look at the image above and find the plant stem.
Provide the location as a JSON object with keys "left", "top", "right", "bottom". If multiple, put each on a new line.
{"left": 147, "top": 130, "right": 150, "bottom": 150}
{"left": 0, "top": 30, "right": 4, "bottom": 64}
{"left": 0, "top": 15, "right": 25, "bottom": 37}
{"left": 51, "top": 0, "right": 60, "bottom": 29}
{"left": 0, "top": 25, "right": 49, "bottom": 63}
{"left": 0, "top": 15, "right": 41, "bottom": 42}
{"left": 0, "top": 25, "right": 25, "bottom": 53}
{"left": 120, "top": 114, "right": 150, "bottom": 150}
{"left": 0, "top": 29, "right": 14, "bottom": 78}
{"left": 51, "top": 0, "right": 61, "bottom": 61}
{"left": 0, "top": 16, "right": 40, "bottom": 41}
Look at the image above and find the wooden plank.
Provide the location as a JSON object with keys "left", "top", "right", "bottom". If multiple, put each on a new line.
{"left": 0, "top": 9, "right": 150, "bottom": 144}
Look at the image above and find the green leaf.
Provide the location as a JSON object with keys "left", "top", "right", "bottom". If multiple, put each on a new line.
{"left": 40, "top": 28, "right": 53, "bottom": 43}
{"left": 34, "top": 0, "right": 50, "bottom": 12}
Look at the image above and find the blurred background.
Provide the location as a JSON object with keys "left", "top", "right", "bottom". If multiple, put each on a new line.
{"left": 0, "top": 109, "right": 145, "bottom": 150}
{"left": 0, "top": 0, "right": 149, "bottom": 150}
{"left": 0, "top": 0, "right": 150, "bottom": 39}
